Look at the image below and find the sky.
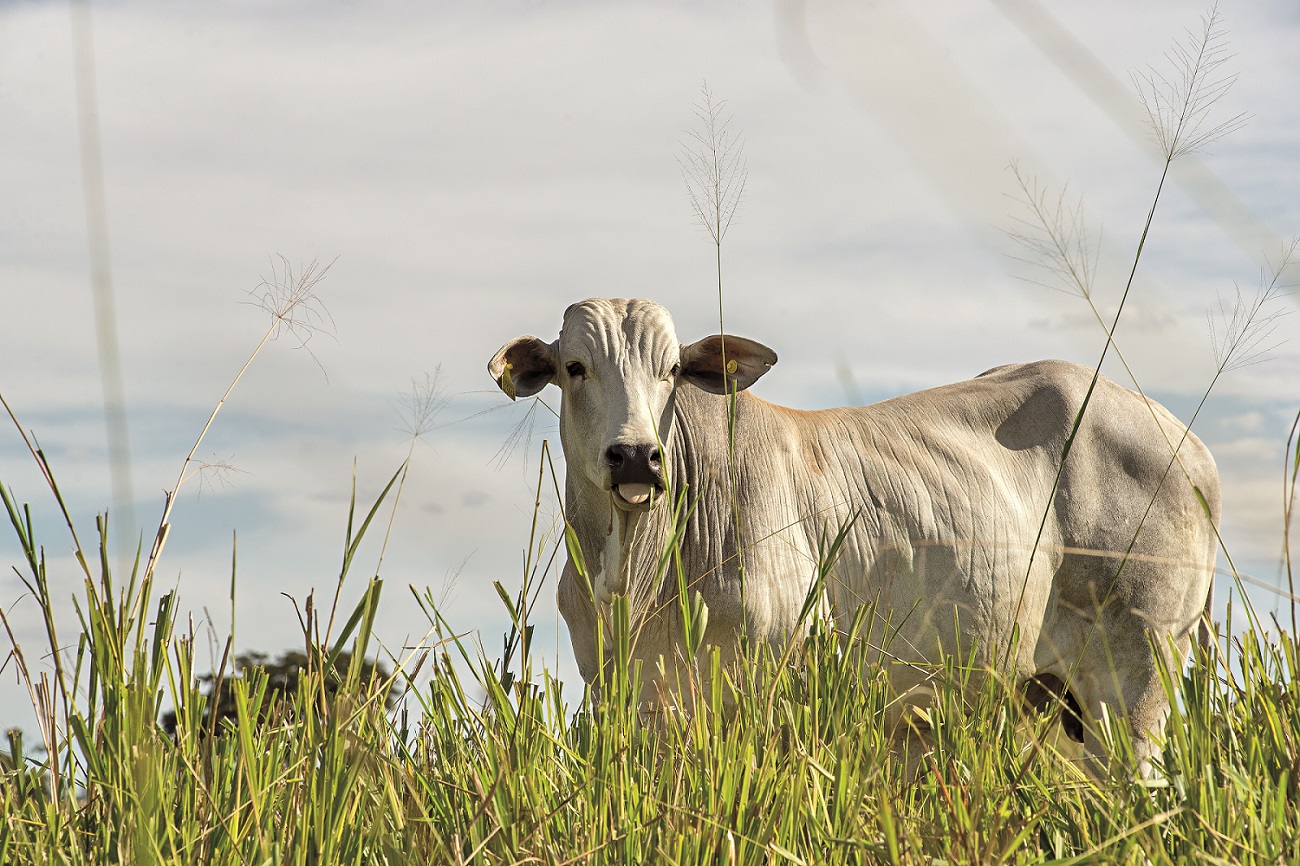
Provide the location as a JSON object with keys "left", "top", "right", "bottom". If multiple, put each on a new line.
{"left": 1, "top": 0, "right": 1298, "bottom": 732}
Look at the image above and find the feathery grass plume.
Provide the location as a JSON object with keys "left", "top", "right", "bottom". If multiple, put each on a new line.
{"left": 1208, "top": 239, "right": 1296, "bottom": 374}
{"left": 191, "top": 456, "right": 249, "bottom": 498}
{"left": 144, "top": 256, "right": 335, "bottom": 586}
{"left": 375, "top": 369, "right": 450, "bottom": 574}
{"left": 1133, "top": 4, "right": 1247, "bottom": 161}
{"left": 243, "top": 254, "right": 337, "bottom": 361}
{"left": 1083, "top": 5, "right": 1244, "bottom": 374}
{"left": 678, "top": 83, "right": 748, "bottom": 273}
{"left": 492, "top": 393, "right": 556, "bottom": 470}
{"left": 395, "top": 369, "right": 450, "bottom": 442}
{"left": 1004, "top": 163, "right": 1099, "bottom": 300}
{"left": 678, "top": 81, "right": 748, "bottom": 400}
{"left": 1100, "top": 5, "right": 1242, "bottom": 362}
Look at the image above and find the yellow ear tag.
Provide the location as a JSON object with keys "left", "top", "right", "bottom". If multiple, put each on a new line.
{"left": 501, "top": 362, "right": 518, "bottom": 400}
{"left": 726, "top": 359, "right": 738, "bottom": 375}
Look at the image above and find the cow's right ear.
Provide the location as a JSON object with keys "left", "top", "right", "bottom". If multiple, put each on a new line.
{"left": 488, "top": 336, "right": 558, "bottom": 400}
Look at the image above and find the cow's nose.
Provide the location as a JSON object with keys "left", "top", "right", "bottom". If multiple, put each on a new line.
{"left": 605, "top": 443, "right": 662, "bottom": 484}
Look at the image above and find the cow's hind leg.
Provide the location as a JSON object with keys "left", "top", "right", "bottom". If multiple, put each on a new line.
{"left": 1072, "top": 625, "right": 1177, "bottom": 779}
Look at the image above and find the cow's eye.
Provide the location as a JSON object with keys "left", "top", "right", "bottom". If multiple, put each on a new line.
{"left": 566, "top": 361, "right": 587, "bottom": 379}
{"left": 669, "top": 363, "right": 681, "bottom": 379}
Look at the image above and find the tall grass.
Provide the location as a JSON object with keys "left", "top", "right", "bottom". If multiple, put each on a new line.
{"left": 2, "top": 12, "right": 1299, "bottom": 866}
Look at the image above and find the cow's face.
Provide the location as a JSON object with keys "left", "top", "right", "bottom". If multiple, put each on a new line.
{"left": 488, "top": 298, "right": 776, "bottom": 510}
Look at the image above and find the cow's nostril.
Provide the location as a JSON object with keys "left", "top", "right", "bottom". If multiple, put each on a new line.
{"left": 649, "top": 447, "right": 661, "bottom": 466}
{"left": 605, "top": 445, "right": 628, "bottom": 469}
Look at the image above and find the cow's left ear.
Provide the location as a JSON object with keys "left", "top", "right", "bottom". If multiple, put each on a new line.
{"left": 488, "top": 336, "right": 558, "bottom": 399}
{"left": 679, "top": 335, "right": 777, "bottom": 394}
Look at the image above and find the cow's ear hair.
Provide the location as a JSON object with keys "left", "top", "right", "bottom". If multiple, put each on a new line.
{"left": 679, "top": 335, "right": 777, "bottom": 394}
{"left": 488, "top": 336, "right": 558, "bottom": 400}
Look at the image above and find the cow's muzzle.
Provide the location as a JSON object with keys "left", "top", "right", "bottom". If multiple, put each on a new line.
{"left": 605, "top": 443, "right": 664, "bottom": 507}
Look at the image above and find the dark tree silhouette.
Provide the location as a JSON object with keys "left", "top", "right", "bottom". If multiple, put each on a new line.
{"left": 161, "top": 649, "right": 399, "bottom": 736}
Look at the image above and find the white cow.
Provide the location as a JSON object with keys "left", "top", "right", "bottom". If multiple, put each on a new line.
{"left": 489, "top": 298, "right": 1219, "bottom": 773}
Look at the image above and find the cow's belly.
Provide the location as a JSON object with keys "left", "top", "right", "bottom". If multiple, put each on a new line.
{"left": 824, "top": 520, "right": 1064, "bottom": 687}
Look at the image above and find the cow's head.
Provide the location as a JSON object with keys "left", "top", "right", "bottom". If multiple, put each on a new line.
{"left": 488, "top": 298, "right": 776, "bottom": 509}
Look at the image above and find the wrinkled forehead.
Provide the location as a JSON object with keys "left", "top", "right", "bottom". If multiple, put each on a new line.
{"left": 558, "top": 298, "right": 680, "bottom": 364}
